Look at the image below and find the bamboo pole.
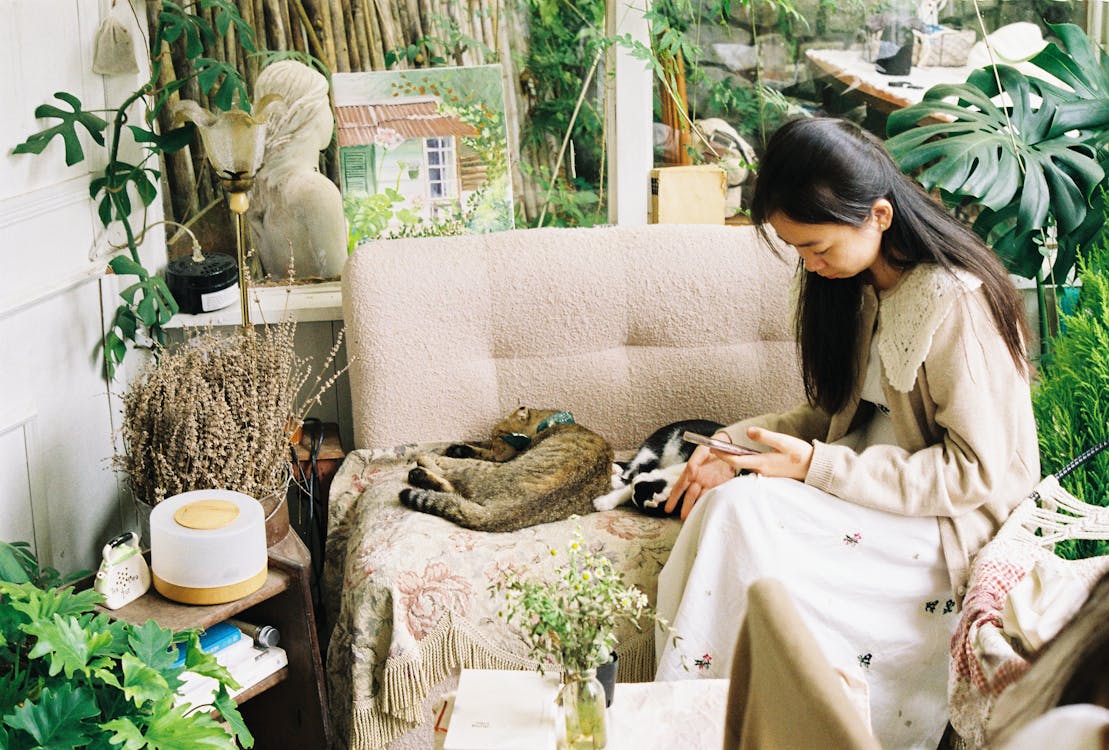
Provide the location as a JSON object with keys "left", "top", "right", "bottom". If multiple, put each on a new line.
{"left": 417, "top": 0, "right": 435, "bottom": 52}
{"left": 262, "top": 0, "right": 288, "bottom": 52}
{"left": 348, "top": 0, "right": 369, "bottom": 69}
{"left": 339, "top": 0, "right": 361, "bottom": 70}
{"left": 248, "top": 0, "right": 266, "bottom": 58}
{"left": 291, "top": 0, "right": 328, "bottom": 63}
{"left": 404, "top": 0, "right": 424, "bottom": 47}
{"left": 445, "top": 0, "right": 466, "bottom": 66}
{"left": 478, "top": 0, "right": 496, "bottom": 61}
{"left": 237, "top": 0, "right": 260, "bottom": 85}
{"left": 147, "top": 2, "right": 199, "bottom": 228}
{"left": 327, "top": 0, "right": 351, "bottom": 70}
{"left": 373, "top": 0, "right": 400, "bottom": 64}
{"left": 304, "top": 0, "right": 338, "bottom": 71}
{"left": 359, "top": 0, "right": 385, "bottom": 69}
{"left": 463, "top": 0, "right": 479, "bottom": 65}
{"left": 288, "top": 1, "right": 307, "bottom": 54}
{"left": 277, "top": 0, "right": 294, "bottom": 52}
{"left": 394, "top": 0, "right": 413, "bottom": 67}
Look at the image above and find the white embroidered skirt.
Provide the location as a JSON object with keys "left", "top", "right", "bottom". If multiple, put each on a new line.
{"left": 655, "top": 474, "right": 957, "bottom": 750}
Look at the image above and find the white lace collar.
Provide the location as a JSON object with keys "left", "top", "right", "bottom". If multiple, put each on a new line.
{"left": 876, "top": 264, "right": 983, "bottom": 392}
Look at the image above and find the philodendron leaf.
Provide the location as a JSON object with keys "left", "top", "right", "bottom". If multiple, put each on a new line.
{"left": 11, "top": 92, "right": 107, "bottom": 166}
{"left": 101, "top": 716, "right": 147, "bottom": 750}
{"left": 128, "top": 620, "right": 178, "bottom": 673}
{"left": 887, "top": 53, "right": 1106, "bottom": 279}
{"left": 212, "top": 684, "right": 255, "bottom": 748}
{"left": 3, "top": 581, "right": 103, "bottom": 625}
{"left": 120, "top": 651, "right": 171, "bottom": 706}
{"left": 0, "top": 542, "right": 30, "bottom": 583}
{"left": 2, "top": 683, "right": 99, "bottom": 749}
{"left": 142, "top": 701, "right": 237, "bottom": 749}
{"left": 108, "top": 255, "right": 150, "bottom": 280}
{"left": 159, "top": 1, "right": 215, "bottom": 59}
{"left": 127, "top": 124, "right": 195, "bottom": 154}
{"left": 25, "top": 614, "right": 114, "bottom": 679}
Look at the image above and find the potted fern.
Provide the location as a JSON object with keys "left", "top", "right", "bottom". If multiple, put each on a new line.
{"left": 0, "top": 541, "right": 253, "bottom": 748}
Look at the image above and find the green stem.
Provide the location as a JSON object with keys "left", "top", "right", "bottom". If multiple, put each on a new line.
{"left": 1035, "top": 272, "right": 1050, "bottom": 361}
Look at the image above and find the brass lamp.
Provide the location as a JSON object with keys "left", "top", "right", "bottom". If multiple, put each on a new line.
{"left": 173, "top": 101, "right": 269, "bottom": 328}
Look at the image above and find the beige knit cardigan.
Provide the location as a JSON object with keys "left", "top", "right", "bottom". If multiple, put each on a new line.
{"left": 723, "top": 264, "right": 1040, "bottom": 599}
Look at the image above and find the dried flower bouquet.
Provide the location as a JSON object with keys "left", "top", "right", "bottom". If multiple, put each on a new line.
{"left": 117, "top": 320, "right": 345, "bottom": 506}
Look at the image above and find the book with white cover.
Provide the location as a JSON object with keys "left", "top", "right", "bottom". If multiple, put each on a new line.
{"left": 175, "top": 643, "right": 288, "bottom": 708}
{"left": 444, "top": 669, "right": 560, "bottom": 750}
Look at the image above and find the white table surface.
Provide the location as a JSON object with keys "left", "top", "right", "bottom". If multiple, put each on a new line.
{"left": 434, "top": 676, "right": 731, "bottom": 749}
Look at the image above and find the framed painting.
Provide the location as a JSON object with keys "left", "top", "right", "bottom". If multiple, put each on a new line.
{"left": 332, "top": 64, "right": 514, "bottom": 248}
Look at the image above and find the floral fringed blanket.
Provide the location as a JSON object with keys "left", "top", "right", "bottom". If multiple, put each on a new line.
{"left": 322, "top": 445, "right": 681, "bottom": 750}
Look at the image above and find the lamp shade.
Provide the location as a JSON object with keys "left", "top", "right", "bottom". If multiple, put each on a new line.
{"left": 173, "top": 101, "right": 266, "bottom": 190}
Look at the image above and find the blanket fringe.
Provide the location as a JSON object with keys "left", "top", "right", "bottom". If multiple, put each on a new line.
{"left": 349, "top": 614, "right": 658, "bottom": 749}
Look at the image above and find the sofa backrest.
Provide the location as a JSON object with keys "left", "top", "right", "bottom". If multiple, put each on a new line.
{"left": 342, "top": 224, "right": 803, "bottom": 451}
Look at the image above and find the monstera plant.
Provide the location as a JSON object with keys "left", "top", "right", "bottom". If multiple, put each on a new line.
{"left": 886, "top": 23, "right": 1109, "bottom": 340}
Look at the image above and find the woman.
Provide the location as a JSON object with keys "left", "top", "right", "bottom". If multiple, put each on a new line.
{"left": 656, "top": 117, "right": 1039, "bottom": 749}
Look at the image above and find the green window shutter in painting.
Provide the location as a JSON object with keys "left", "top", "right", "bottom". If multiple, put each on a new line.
{"left": 342, "top": 148, "right": 369, "bottom": 193}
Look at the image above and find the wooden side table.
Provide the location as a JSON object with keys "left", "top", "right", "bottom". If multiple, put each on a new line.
{"left": 98, "top": 532, "right": 331, "bottom": 749}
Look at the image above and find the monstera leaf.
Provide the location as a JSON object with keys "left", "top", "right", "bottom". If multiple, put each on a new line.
{"left": 886, "top": 23, "right": 1109, "bottom": 281}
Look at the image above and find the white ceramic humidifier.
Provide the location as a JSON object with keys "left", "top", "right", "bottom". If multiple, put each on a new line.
{"left": 149, "top": 489, "right": 268, "bottom": 605}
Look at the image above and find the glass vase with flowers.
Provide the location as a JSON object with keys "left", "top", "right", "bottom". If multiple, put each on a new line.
{"left": 491, "top": 523, "right": 677, "bottom": 749}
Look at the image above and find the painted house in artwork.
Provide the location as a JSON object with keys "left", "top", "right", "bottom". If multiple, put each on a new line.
{"left": 336, "top": 97, "right": 487, "bottom": 223}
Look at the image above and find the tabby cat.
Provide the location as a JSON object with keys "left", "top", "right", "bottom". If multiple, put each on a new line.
{"left": 593, "top": 419, "right": 724, "bottom": 517}
{"left": 398, "top": 406, "right": 614, "bottom": 532}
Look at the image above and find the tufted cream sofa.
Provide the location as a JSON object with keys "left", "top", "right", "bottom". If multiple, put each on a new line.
{"left": 324, "top": 223, "right": 803, "bottom": 749}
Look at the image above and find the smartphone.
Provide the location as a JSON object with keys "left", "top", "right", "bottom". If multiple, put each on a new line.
{"left": 682, "top": 431, "right": 758, "bottom": 456}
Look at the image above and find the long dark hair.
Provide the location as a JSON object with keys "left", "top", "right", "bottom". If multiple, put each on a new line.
{"left": 750, "top": 117, "right": 1030, "bottom": 414}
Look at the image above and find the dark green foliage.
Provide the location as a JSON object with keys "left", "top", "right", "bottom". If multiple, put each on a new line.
{"left": 886, "top": 23, "right": 1109, "bottom": 283}
{"left": 0, "top": 541, "right": 251, "bottom": 748}
{"left": 1033, "top": 230, "right": 1109, "bottom": 559}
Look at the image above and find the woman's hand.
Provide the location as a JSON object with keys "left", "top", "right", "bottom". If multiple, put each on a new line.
{"left": 716, "top": 426, "right": 814, "bottom": 481}
{"left": 664, "top": 427, "right": 815, "bottom": 521}
{"left": 664, "top": 433, "right": 743, "bottom": 520}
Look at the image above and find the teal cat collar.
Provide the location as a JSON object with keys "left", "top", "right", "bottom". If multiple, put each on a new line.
{"left": 500, "top": 432, "right": 533, "bottom": 450}
{"left": 535, "top": 410, "right": 575, "bottom": 433}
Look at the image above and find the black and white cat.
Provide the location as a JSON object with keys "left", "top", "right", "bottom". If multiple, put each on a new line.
{"left": 594, "top": 419, "right": 725, "bottom": 517}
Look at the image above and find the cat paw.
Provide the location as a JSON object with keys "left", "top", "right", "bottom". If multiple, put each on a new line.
{"left": 444, "top": 443, "right": 477, "bottom": 458}
{"left": 408, "top": 466, "right": 455, "bottom": 493}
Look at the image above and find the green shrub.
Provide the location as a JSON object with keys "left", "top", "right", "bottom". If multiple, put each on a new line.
{"left": 0, "top": 542, "right": 252, "bottom": 749}
{"left": 1032, "top": 234, "right": 1109, "bottom": 559}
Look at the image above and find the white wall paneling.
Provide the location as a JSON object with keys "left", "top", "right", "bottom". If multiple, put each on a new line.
{"left": 0, "top": 407, "right": 48, "bottom": 564}
{"left": 0, "top": 0, "right": 158, "bottom": 573}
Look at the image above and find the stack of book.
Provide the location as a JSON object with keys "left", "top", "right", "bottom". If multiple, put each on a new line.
{"left": 173, "top": 620, "right": 288, "bottom": 709}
